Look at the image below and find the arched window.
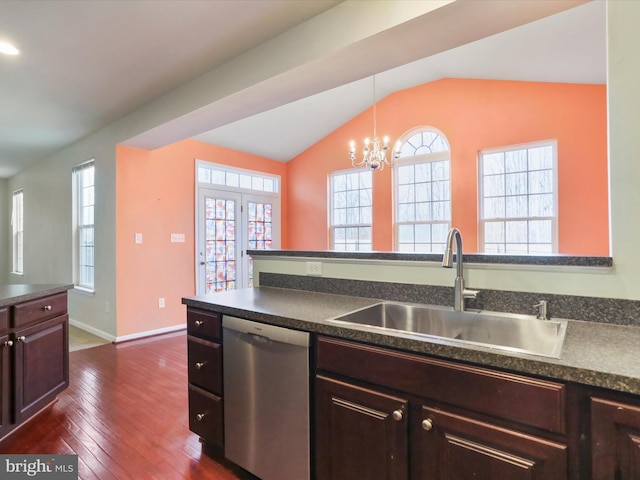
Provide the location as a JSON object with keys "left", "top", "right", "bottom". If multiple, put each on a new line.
{"left": 394, "top": 128, "right": 451, "bottom": 252}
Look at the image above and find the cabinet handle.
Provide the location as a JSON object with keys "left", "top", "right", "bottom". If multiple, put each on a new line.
{"left": 392, "top": 409, "right": 403, "bottom": 421}
{"left": 43, "top": 305, "right": 52, "bottom": 311}
{"left": 422, "top": 418, "right": 434, "bottom": 431}
{"left": 195, "top": 320, "right": 204, "bottom": 327}
{"left": 16, "top": 336, "right": 26, "bottom": 342}
{"left": 3, "top": 340, "right": 13, "bottom": 347}
{"left": 195, "top": 362, "right": 205, "bottom": 370}
{"left": 196, "top": 413, "right": 206, "bottom": 422}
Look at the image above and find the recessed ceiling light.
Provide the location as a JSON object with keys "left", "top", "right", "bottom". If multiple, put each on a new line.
{"left": 0, "top": 42, "right": 19, "bottom": 56}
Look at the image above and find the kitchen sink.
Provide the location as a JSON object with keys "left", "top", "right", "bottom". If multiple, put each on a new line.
{"left": 328, "top": 302, "right": 568, "bottom": 358}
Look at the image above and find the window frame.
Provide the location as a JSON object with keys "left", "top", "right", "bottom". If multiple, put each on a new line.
{"left": 329, "top": 168, "right": 373, "bottom": 251}
{"left": 393, "top": 127, "right": 452, "bottom": 253}
{"left": 72, "top": 160, "right": 95, "bottom": 291}
{"left": 11, "top": 189, "right": 23, "bottom": 275}
{"left": 478, "top": 139, "right": 558, "bottom": 254}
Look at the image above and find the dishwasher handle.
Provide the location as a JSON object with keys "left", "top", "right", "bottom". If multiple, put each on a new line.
{"left": 222, "top": 315, "right": 310, "bottom": 348}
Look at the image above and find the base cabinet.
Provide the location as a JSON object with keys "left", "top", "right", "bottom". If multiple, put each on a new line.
{"left": 186, "top": 308, "right": 224, "bottom": 450}
{"left": 316, "top": 375, "right": 409, "bottom": 480}
{"left": 0, "top": 292, "right": 69, "bottom": 441}
{"left": 316, "top": 335, "right": 569, "bottom": 480}
{"left": 591, "top": 397, "right": 640, "bottom": 480}
{"left": 415, "top": 405, "right": 567, "bottom": 480}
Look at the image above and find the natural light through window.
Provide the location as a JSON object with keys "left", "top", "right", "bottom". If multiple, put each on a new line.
{"left": 73, "top": 160, "right": 95, "bottom": 290}
{"left": 330, "top": 170, "right": 372, "bottom": 251}
{"left": 394, "top": 128, "right": 451, "bottom": 253}
{"left": 479, "top": 141, "right": 557, "bottom": 254}
{"left": 11, "top": 189, "right": 23, "bottom": 274}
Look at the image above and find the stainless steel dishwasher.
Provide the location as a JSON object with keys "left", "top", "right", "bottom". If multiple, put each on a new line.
{"left": 222, "top": 315, "right": 310, "bottom": 480}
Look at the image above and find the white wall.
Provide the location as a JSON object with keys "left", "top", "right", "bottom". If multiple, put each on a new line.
{"left": 0, "top": 179, "right": 7, "bottom": 281}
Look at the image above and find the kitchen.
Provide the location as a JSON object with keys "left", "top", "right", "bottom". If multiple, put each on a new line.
{"left": 1, "top": 0, "right": 639, "bottom": 479}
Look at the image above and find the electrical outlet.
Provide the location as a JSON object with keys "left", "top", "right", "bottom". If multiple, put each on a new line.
{"left": 158, "top": 297, "right": 165, "bottom": 308}
{"left": 306, "top": 261, "right": 322, "bottom": 276}
{"left": 135, "top": 233, "right": 143, "bottom": 244}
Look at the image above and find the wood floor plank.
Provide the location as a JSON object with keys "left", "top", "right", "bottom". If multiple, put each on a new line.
{"left": 0, "top": 332, "right": 258, "bottom": 480}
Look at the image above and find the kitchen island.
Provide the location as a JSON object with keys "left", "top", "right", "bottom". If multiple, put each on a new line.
{"left": 0, "top": 284, "right": 72, "bottom": 441}
{"left": 183, "top": 286, "right": 640, "bottom": 480}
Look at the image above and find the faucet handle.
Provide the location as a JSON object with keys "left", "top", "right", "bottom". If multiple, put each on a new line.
{"left": 463, "top": 288, "right": 479, "bottom": 300}
{"left": 533, "top": 300, "right": 548, "bottom": 320}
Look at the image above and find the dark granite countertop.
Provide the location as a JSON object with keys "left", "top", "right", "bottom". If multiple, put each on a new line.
{"left": 0, "top": 284, "right": 74, "bottom": 308}
{"left": 182, "top": 286, "right": 640, "bottom": 396}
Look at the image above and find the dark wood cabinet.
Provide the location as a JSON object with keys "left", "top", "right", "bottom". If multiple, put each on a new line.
{"left": 0, "top": 291, "right": 69, "bottom": 442}
{"left": 415, "top": 404, "right": 567, "bottom": 480}
{"left": 316, "top": 335, "right": 569, "bottom": 480}
{"left": 0, "top": 331, "right": 10, "bottom": 438}
{"left": 316, "top": 375, "right": 409, "bottom": 480}
{"left": 591, "top": 396, "right": 640, "bottom": 480}
{"left": 14, "top": 314, "right": 68, "bottom": 422}
{"left": 186, "top": 308, "right": 224, "bottom": 450}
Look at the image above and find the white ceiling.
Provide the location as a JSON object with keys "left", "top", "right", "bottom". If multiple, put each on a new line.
{"left": 0, "top": 0, "right": 341, "bottom": 178}
{"left": 194, "top": 0, "right": 606, "bottom": 162}
{"left": 0, "top": 0, "right": 604, "bottom": 178}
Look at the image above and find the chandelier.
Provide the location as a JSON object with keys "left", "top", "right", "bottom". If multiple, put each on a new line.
{"left": 349, "top": 75, "right": 400, "bottom": 171}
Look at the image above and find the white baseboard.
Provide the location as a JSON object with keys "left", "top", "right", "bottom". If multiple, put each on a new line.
{"left": 69, "top": 318, "right": 116, "bottom": 342}
{"left": 114, "top": 324, "right": 186, "bottom": 343}
{"left": 69, "top": 319, "right": 186, "bottom": 344}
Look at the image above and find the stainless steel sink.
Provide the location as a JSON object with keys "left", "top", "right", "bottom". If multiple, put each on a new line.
{"left": 328, "top": 302, "right": 568, "bottom": 358}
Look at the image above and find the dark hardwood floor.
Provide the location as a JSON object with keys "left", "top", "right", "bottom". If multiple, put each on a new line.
{"left": 0, "top": 331, "right": 257, "bottom": 480}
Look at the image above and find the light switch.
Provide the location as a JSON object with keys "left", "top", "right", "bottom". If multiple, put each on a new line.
{"left": 171, "top": 233, "right": 185, "bottom": 243}
{"left": 135, "top": 233, "right": 143, "bottom": 244}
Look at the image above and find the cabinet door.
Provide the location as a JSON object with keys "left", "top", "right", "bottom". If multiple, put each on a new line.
{"left": 415, "top": 405, "right": 568, "bottom": 480}
{"left": 0, "top": 334, "right": 10, "bottom": 437}
{"left": 315, "top": 375, "right": 409, "bottom": 480}
{"left": 14, "top": 315, "right": 69, "bottom": 422}
{"left": 592, "top": 397, "right": 640, "bottom": 480}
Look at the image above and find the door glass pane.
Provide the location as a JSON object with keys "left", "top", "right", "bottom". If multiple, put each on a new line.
{"left": 205, "top": 197, "right": 236, "bottom": 292}
{"left": 247, "top": 201, "right": 274, "bottom": 285}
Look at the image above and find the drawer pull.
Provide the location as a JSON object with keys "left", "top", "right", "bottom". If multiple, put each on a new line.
{"left": 16, "top": 336, "right": 26, "bottom": 342}
{"left": 195, "top": 362, "right": 205, "bottom": 370}
{"left": 195, "top": 320, "right": 204, "bottom": 327}
{"left": 2, "top": 340, "right": 12, "bottom": 347}
{"left": 392, "top": 409, "right": 403, "bottom": 421}
{"left": 422, "top": 418, "right": 434, "bottom": 431}
{"left": 43, "top": 305, "right": 52, "bottom": 311}
{"left": 196, "top": 413, "right": 206, "bottom": 422}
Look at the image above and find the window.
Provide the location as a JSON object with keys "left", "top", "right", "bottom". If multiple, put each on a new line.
{"left": 479, "top": 141, "right": 557, "bottom": 254}
{"left": 394, "top": 128, "right": 451, "bottom": 252}
{"left": 73, "top": 161, "right": 95, "bottom": 290}
{"left": 11, "top": 189, "right": 23, "bottom": 274}
{"left": 330, "top": 170, "right": 372, "bottom": 251}
{"left": 195, "top": 161, "right": 281, "bottom": 293}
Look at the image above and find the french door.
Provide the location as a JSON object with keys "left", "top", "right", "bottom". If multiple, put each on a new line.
{"left": 196, "top": 188, "right": 279, "bottom": 294}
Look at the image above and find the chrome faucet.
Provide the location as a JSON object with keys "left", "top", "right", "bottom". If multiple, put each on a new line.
{"left": 442, "top": 228, "right": 478, "bottom": 311}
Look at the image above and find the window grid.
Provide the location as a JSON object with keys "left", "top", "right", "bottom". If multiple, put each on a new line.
{"left": 330, "top": 170, "right": 372, "bottom": 251}
{"left": 395, "top": 129, "right": 451, "bottom": 253}
{"left": 12, "top": 189, "right": 23, "bottom": 274}
{"left": 247, "top": 201, "right": 274, "bottom": 285}
{"left": 480, "top": 142, "right": 556, "bottom": 254}
{"left": 197, "top": 163, "right": 279, "bottom": 193}
{"left": 73, "top": 161, "right": 95, "bottom": 289}
{"left": 204, "top": 197, "right": 236, "bottom": 293}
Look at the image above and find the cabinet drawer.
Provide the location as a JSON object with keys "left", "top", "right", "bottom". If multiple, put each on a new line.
{"left": 317, "top": 336, "right": 566, "bottom": 434}
{"left": 189, "top": 384, "right": 223, "bottom": 449}
{"left": 12, "top": 293, "right": 67, "bottom": 329}
{"left": 187, "top": 336, "right": 222, "bottom": 394}
{"left": 187, "top": 308, "right": 221, "bottom": 341}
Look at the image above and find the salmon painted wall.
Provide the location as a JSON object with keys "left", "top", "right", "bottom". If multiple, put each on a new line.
{"left": 116, "top": 139, "right": 288, "bottom": 338}
{"left": 287, "top": 78, "right": 609, "bottom": 255}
